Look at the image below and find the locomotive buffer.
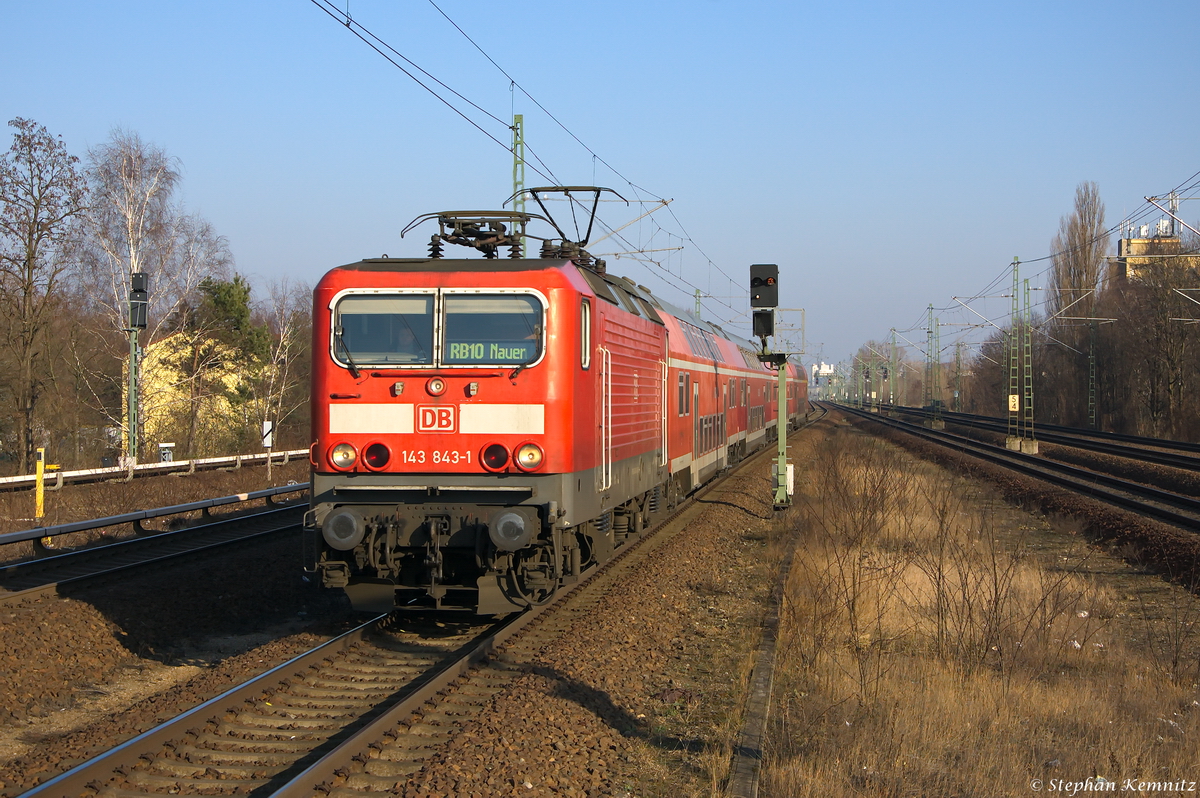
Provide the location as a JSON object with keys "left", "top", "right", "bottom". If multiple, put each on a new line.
{"left": 751, "top": 264, "right": 794, "bottom": 510}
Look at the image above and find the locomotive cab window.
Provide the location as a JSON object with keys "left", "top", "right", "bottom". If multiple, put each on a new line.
{"left": 334, "top": 295, "right": 434, "bottom": 366}
{"left": 443, "top": 294, "right": 543, "bottom": 366}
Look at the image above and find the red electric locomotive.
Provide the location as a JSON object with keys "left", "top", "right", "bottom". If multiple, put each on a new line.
{"left": 304, "top": 188, "right": 806, "bottom": 614}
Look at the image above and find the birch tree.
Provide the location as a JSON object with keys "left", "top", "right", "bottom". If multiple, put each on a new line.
{"left": 255, "top": 277, "right": 311, "bottom": 459}
{"left": 78, "top": 129, "right": 228, "bottom": 458}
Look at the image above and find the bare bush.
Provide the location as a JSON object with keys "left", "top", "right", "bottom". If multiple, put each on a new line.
{"left": 767, "top": 425, "right": 1199, "bottom": 796}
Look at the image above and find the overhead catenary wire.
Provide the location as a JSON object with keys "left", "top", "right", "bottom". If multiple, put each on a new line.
{"left": 309, "top": 0, "right": 565, "bottom": 188}
{"left": 313, "top": 0, "right": 751, "bottom": 328}
{"left": 877, "top": 176, "right": 1200, "bottom": 375}
{"left": 423, "top": 0, "right": 751, "bottom": 319}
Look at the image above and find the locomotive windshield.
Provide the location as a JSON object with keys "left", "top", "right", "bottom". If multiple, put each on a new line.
{"left": 334, "top": 294, "right": 435, "bottom": 365}
{"left": 443, "top": 294, "right": 542, "bottom": 365}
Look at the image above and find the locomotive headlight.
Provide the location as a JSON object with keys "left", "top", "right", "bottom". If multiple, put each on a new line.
{"left": 322, "top": 509, "right": 365, "bottom": 551}
{"left": 488, "top": 509, "right": 535, "bottom": 551}
{"left": 426, "top": 377, "right": 446, "bottom": 396}
{"left": 514, "top": 443, "right": 544, "bottom": 471}
{"left": 329, "top": 443, "right": 357, "bottom": 470}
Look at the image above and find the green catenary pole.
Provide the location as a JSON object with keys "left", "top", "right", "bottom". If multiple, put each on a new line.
{"left": 512, "top": 115, "right": 526, "bottom": 257}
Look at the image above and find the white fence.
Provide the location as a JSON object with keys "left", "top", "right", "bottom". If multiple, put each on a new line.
{"left": 0, "top": 449, "right": 310, "bottom": 492}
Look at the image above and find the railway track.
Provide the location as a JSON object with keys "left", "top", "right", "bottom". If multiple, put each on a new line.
{"left": 830, "top": 402, "right": 1200, "bottom": 532}
{"left": 19, "top": 413, "right": 821, "bottom": 797}
{"left": 0, "top": 502, "right": 304, "bottom": 608}
{"left": 884, "top": 404, "right": 1200, "bottom": 471}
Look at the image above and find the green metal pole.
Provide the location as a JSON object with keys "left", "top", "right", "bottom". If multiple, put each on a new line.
{"left": 932, "top": 314, "right": 941, "bottom": 424}
{"left": 128, "top": 328, "right": 138, "bottom": 464}
{"left": 1022, "top": 277, "right": 1036, "bottom": 448}
{"left": 1088, "top": 320, "right": 1097, "bottom": 429}
{"left": 889, "top": 329, "right": 897, "bottom": 407}
{"left": 511, "top": 114, "right": 526, "bottom": 257}
{"left": 774, "top": 358, "right": 790, "bottom": 508}
{"left": 1007, "top": 258, "right": 1020, "bottom": 447}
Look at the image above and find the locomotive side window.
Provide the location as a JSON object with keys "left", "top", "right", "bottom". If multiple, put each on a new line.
{"left": 581, "top": 298, "right": 591, "bottom": 370}
{"left": 334, "top": 295, "right": 434, "bottom": 366}
{"left": 443, "top": 294, "right": 542, "bottom": 365}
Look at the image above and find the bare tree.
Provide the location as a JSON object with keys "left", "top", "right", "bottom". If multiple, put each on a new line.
{"left": 1048, "top": 182, "right": 1107, "bottom": 323}
{"left": 77, "top": 129, "right": 229, "bottom": 458}
{"left": 254, "top": 277, "right": 312, "bottom": 461}
{"left": 1042, "top": 181, "right": 1108, "bottom": 425}
{"left": 0, "top": 118, "right": 88, "bottom": 472}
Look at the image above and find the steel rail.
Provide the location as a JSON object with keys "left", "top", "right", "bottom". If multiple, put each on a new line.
{"left": 0, "top": 483, "right": 308, "bottom": 548}
{"left": 907, "top": 409, "right": 1200, "bottom": 471}
{"left": 831, "top": 403, "right": 1200, "bottom": 531}
{"left": 0, "top": 505, "right": 304, "bottom": 606}
{"left": 886, "top": 404, "right": 1200, "bottom": 457}
{"left": 276, "top": 405, "right": 826, "bottom": 796}
{"left": 17, "top": 614, "right": 397, "bottom": 797}
{"left": 16, "top": 407, "right": 825, "bottom": 797}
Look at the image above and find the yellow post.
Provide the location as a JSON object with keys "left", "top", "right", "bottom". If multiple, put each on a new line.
{"left": 35, "top": 447, "right": 45, "bottom": 521}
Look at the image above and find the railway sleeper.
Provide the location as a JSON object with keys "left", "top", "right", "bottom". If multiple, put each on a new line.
{"left": 166, "top": 744, "right": 297, "bottom": 766}
{"left": 121, "top": 770, "right": 260, "bottom": 791}
{"left": 234, "top": 713, "right": 347, "bottom": 730}
{"left": 362, "top": 757, "right": 427, "bottom": 778}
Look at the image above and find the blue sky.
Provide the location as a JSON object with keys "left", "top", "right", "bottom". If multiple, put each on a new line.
{"left": 4, "top": 0, "right": 1198, "bottom": 364}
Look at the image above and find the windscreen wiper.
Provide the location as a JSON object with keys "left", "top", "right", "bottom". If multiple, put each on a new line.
{"left": 509, "top": 346, "right": 540, "bottom": 381}
{"left": 509, "top": 358, "right": 534, "bottom": 381}
{"left": 333, "top": 326, "right": 362, "bottom": 379}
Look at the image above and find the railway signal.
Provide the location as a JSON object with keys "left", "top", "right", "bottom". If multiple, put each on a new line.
{"left": 127, "top": 272, "right": 149, "bottom": 465}
{"left": 750, "top": 263, "right": 778, "bottom": 308}
{"left": 750, "top": 263, "right": 792, "bottom": 510}
{"left": 752, "top": 309, "right": 774, "bottom": 338}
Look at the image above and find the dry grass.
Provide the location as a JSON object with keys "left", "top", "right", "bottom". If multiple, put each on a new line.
{"left": 765, "top": 422, "right": 1200, "bottom": 797}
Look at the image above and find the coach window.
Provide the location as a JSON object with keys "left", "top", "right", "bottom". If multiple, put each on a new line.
{"left": 677, "top": 372, "right": 692, "bottom": 416}
{"left": 581, "top": 298, "right": 591, "bottom": 369}
{"left": 334, "top": 294, "right": 434, "bottom": 366}
{"left": 443, "top": 294, "right": 543, "bottom": 366}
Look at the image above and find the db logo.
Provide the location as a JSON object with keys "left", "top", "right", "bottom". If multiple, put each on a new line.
{"left": 417, "top": 405, "right": 456, "bottom": 433}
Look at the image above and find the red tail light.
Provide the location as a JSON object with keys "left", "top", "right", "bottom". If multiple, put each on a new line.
{"left": 481, "top": 443, "right": 509, "bottom": 472}
{"left": 363, "top": 442, "right": 391, "bottom": 470}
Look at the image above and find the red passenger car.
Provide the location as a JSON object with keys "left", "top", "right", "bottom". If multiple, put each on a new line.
{"left": 304, "top": 194, "right": 806, "bottom": 613}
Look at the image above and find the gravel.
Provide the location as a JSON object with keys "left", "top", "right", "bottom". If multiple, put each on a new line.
{"left": 392, "top": 460, "right": 793, "bottom": 796}
{"left": 0, "top": 454, "right": 797, "bottom": 796}
{"left": 0, "top": 531, "right": 357, "bottom": 796}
